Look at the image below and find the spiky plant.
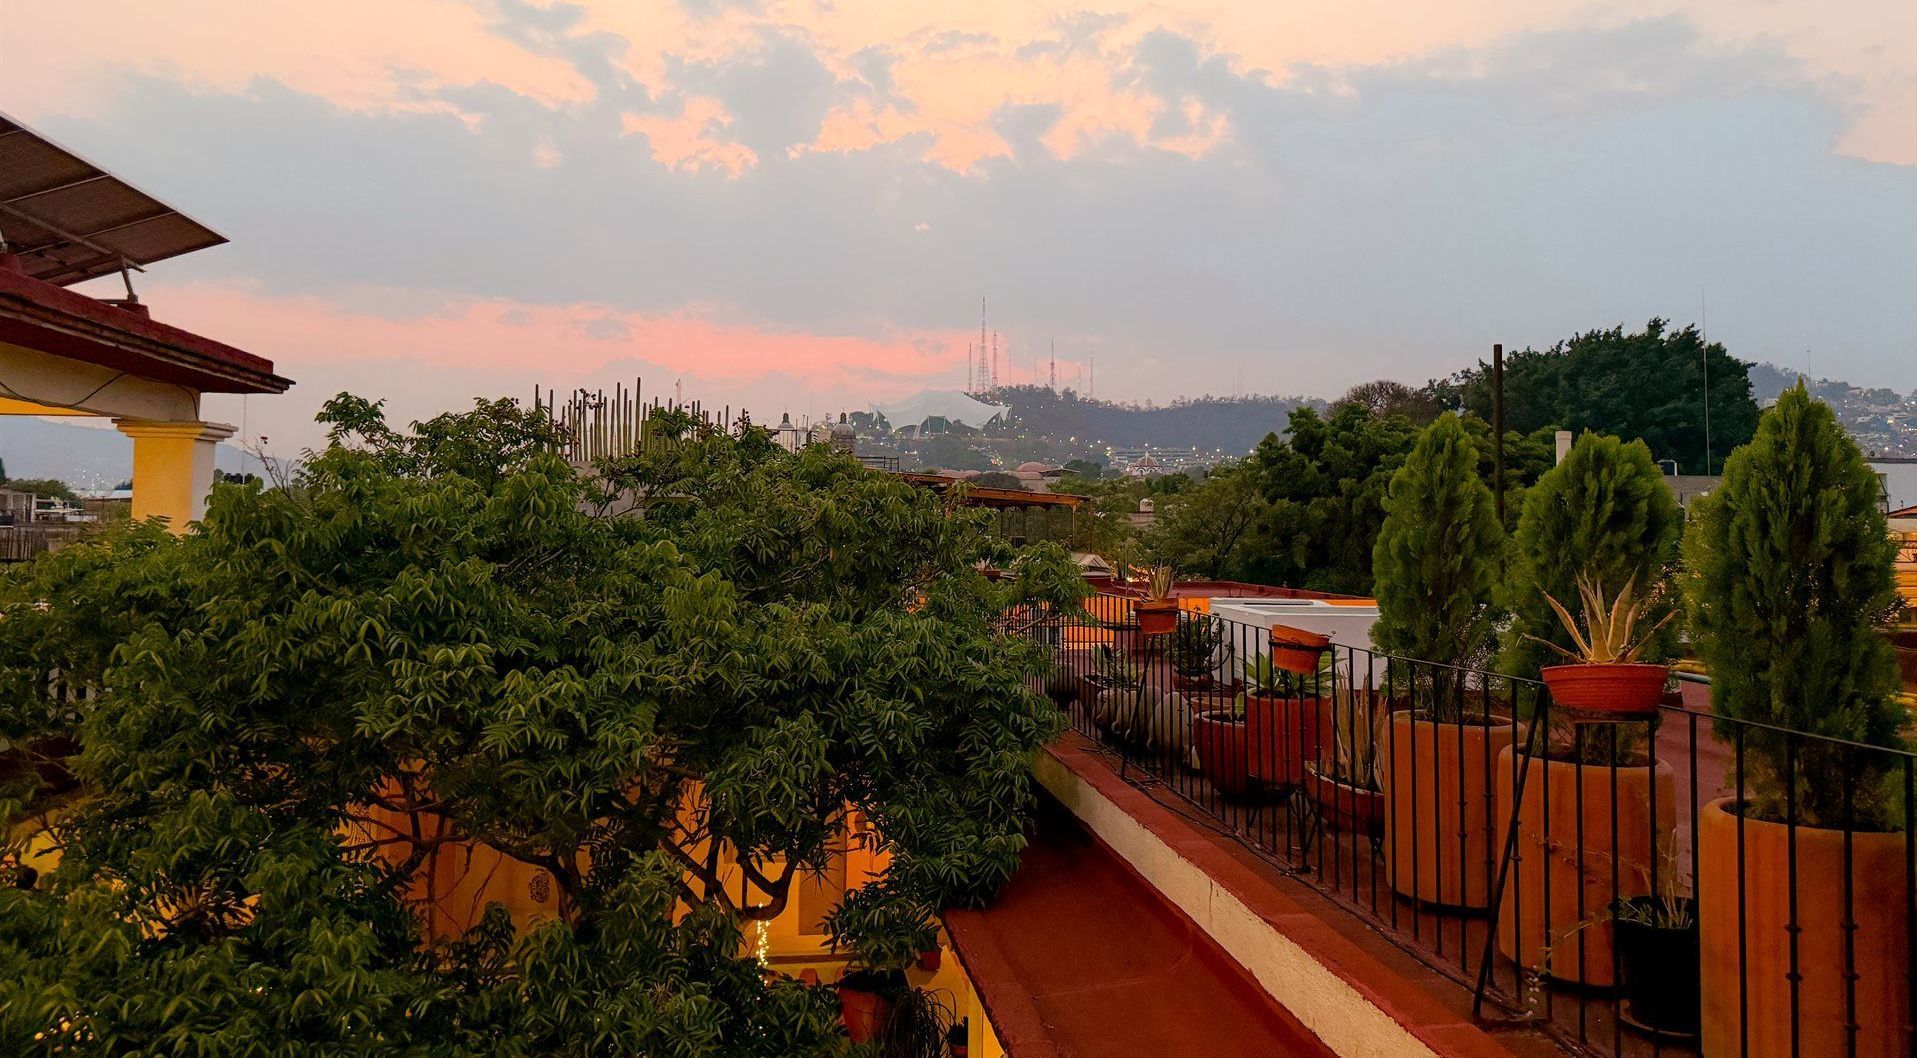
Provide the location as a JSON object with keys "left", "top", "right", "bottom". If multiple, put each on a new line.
{"left": 1527, "top": 573, "right": 1675, "bottom": 665}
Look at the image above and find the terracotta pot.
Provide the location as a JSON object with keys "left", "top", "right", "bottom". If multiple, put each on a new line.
{"left": 1245, "top": 694, "right": 1333, "bottom": 788}
{"left": 916, "top": 948, "right": 942, "bottom": 972}
{"left": 1380, "top": 712, "right": 1518, "bottom": 909}
{"left": 1494, "top": 748, "right": 1674, "bottom": 987}
{"left": 838, "top": 987, "right": 895, "bottom": 1044}
{"left": 1268, "top": 623, "right": 1331, "bottom": 675}
{"left": 1191, "top": 711, "right": 1252, "bottom": 797}
{"left": 1540, "top": 663, "right": 1669, "bottom": 719}
{"left": 1135, "top": 599, "right": 1179, "bottom": 637}
{"left": 1303, "top": 763, "right": 1383, "bottom": 834}
{"left": 1172, "top": 672, "right": 1215, "bottom": 692}
{"left": 1699, "top": 798, "right": 1911, "bottom": 1058}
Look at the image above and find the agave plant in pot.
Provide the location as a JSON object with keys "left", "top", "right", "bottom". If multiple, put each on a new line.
{"left": 1084, "top": 646, "right": 1142, "bottom": 734}
{"left": 1609, "top": 850, "right": 1699, "bottom": 1039}
{"left": 1532, "top": 573, "right": 1673, "bottom": 719}
{"left": 1193, "top": 653, "right": 1332, "bottom": 797}
{"left": 1303, "top": 677, "right": 1384, "bottom": 839}
{"left": 1496, "top": 571, "right": 1677, "bottom": 986}
{"left": 1170, "top": 612, "right": 1226, "bottom": 692}
{"left": 1132, "top": 562, "right": 1180, "bottom": 639}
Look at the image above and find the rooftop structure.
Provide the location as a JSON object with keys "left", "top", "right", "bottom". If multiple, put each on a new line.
{"left": 0, "top": 113, "right": 287, "bottom": 528}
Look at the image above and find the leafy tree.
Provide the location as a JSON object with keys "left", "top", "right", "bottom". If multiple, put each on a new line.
{"left": 1, "top": 478, "right": 75, "bottom": 502}
{"left": 1143, "top": 462, "right": 1268, "bottom": 579}
{"left": 1371, "top": 414, "right": 1505, "bottom": 679}
{"left": 912, "top": 433, "right": 994, "bottom": 472}
{"left": 1427, "top": 319, "right": 1758, "bottom": 475}
{"left": 0, "top": 396, "right": 1083, "bottom": 1055}
{"left": 1336, "top": 379, "right": 1443, "bottom": 425}
{"left": 1680, "top": 384, "right": 1905, "bottom": 828}
{"left": 1501, "top": 432, "right": 1682, "bottom": 680}
{"left": 970, "top": 471, "right": 1025, "bottom": 490}
{"left": 1061, "top": 458, "right": 1104, "bottom": 480}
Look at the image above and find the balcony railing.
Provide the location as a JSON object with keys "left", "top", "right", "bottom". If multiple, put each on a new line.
{"left": 1020, "top": 593, "right": 1916, "bottom": 1058}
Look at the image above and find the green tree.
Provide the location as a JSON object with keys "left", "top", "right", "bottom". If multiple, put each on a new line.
{"left": 1371, "top": 414, "right": 1505, "bottom": 675}
{"left": 1680, "top": 383, "right": 1905, "bottom": 828}
{"left": 1501, "top": 432, "right": 1682, "bottom": 680}
{"left": 1, "top": 478, "right": 76, "bottom": 502}
{"left": 1429, "top": 319, "right": 1759, "bottom": 474}
{"left": 0, "top": 396, "right": 1083, "bottom": 1055}
{"left": 1143, "top": 462, "right": 1268, "bottom": 579}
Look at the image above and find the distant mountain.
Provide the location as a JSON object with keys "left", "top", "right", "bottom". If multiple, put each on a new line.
{"left": 1747, "top": 362, "right": 1910, "bottom": 406}
{"left": 0, "top": 416, "right": 267, "bottom": 490}
{"left": 993, "top": 386, "right": 1316, "bottom": 454}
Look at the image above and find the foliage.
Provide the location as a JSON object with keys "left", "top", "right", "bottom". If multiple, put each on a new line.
{"left": 1091, "top": 645, "right": 1141, "bottom": 687}
{"left": 1335, "top": 379, "right": 1443, "bottom": 425}
{"left": 1170, "top": 614, "right": 1225, "bottom": 679}
{"left": 879, "top": 988, "right": 957, "bottom": 1058}
{"left": 1681, "top": 383, "right": 1905, "bottom": 829}
{"left": 1061, "top": 458, "right": 1105, "bottom": 479}
{"left": 1141, "top": 563, "right": 1174, "bottom": 601}
{"left": 1427, "top": 319, "right": 1759, "bottom": 475}
{"left": 1529, "top": 573, "right": 1674, "bottom": 664}
{"left": 1371, "top": 414, "right": 1505, "bottom": 714}
{"left": 1, "top": 478, "right": 76, "bottom": 502}
{"left": 0, "top": 396, "right": 1084, "bottom": 1055}
{"left": 1501, "top": 431, "right": 1682, "bottom": 679}
{"left": 912, "top": 433, "right": 994, "bottom": 472}
{"left": 1141, "top": 462, "right": 1269, "bottom": 579}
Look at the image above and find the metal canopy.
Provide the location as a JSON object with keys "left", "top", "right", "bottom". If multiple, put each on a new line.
{"left": 0, "top": 112, "right": 226, "bottom": 287}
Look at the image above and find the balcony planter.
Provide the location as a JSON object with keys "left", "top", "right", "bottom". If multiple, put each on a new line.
{"left": 1494, "top": 746, "right": 1674, "bottom": 987}
{"left": 1134, "top": 598, "right": 1179, "bottom": 638}
{"left": 1381, "top": 712, "right": 1517, "bottom": 909}
{"left": 1245, "top": 693, "right": 1331, "bottom": 789}
{"left": 1191, "top": 710, "right": 1251, "bottom": 797}
{"left": 1302, "top": 763, "right": 1383, "bottom": 835}
{"left": 1613, "top": 896, "right": 1700, "bottom": 1038}
{"left": 1698, "top": 798, "right": 1911, "bottom": 1058}
{"left": 836, "top": 968, "right": 905, "bottom": 1044}
{"left": 1268, "top": 624, "right": 1331, "bottom": 675}
{"left": 1539, "top": 662, "right": 1668, "bottom": 719}
{"left": 916, "top": 948, "right": 941, "bottom": 972}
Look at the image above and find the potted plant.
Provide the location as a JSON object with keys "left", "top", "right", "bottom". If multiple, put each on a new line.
{"left": 1530, "top": 573, "right": 1673, "bottom": 719}
{"left": 1085, "top": 646, "right": 1141, "bottom": 733}
{"left": 1133, "top": 563, "right": 1179, "bottom": 638}
{"left": 1372, "top": 414, "right": 1512, "bottom": 909}
{"left": 836, "top": 966, "right": 907, "bottom": 1044}
{"left": 877, "top": 986, "right": 957, "bottom": 1058}
{"left": 1612, "top": 886, "right": 1699, "bottom": 1038}
{"left": 1268, "top": 623, "right": 1331, "bottom": 674}
{"left": 1683, "top": 384, "right": 1910, "bottom": 1058}
{"left": 1170, "top": 612, "right": 1225, "bottom": 691}
{"left": 1303, "top": 681, "right": 1384, "bottom": 836}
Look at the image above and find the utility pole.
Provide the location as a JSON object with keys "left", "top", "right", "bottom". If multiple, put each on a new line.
{"left": 1701, "top": 290, "right": 1713, "bottom": 476}
{"left": 1492, "top": 343, "right": 1505, "bottom": 524}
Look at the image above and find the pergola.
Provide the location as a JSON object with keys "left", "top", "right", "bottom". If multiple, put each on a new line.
{"left": 0, "top": 112, "right": 288, "bottom": 527}
{"left": 894, "top": 471, "right": 1086, "bottom": 545}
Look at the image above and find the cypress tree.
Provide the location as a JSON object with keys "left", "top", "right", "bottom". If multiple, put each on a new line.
{"left": 1682, "top": 383, "right": 1904, "bottom": 827}
{"left": 1501, "top": 431, "right": 1682, "bottom": 680}
{"left": 1371, "top": 413, "right": 1505, "bottom": 690}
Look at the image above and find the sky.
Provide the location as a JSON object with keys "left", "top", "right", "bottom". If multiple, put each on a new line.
{"left": 2, "top": 0, "right": 1913, "bottom": 455}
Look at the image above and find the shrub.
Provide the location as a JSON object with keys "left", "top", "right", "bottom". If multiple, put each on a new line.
{"left": 1371, "top": 414, "right": 1506, "bottom": 696}
{"left": 1681, "top": 383, "right": 1905, "bottom": 828}
{"left": 1502, "top": 432, "right": 1682, "bottom": 680}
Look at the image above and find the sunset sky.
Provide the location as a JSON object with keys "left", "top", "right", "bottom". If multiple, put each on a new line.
{"left": 3, "top": 0, "right": 1913, "bottom": 452}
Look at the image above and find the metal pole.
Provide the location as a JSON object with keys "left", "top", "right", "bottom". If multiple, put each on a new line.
{"left": 1492, "top": 343, "right": 1505, "bottom": 524}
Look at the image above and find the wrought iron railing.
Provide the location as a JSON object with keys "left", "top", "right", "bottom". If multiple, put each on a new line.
{"left": 1023, "top": 593, "right": 1916, "bottom": 1058}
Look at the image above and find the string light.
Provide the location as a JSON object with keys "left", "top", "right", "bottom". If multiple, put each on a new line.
{"left": 754, "top": 920, "right": 771, "bottom": 969}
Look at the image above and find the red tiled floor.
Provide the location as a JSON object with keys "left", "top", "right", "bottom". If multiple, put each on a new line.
{"left": 945, "top": 797, "right": 1335, "bottom": 1057}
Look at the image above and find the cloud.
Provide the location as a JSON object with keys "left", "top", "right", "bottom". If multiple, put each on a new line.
{"left": 8, "top": 6, "right": 1911, "bottom": 456}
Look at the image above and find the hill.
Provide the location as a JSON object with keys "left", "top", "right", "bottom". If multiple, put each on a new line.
{"left": 0, "top": 416, "right": 267, "bottom": 490}
{"left": 992, "top": 386, "right": 1315, "bottom": 455}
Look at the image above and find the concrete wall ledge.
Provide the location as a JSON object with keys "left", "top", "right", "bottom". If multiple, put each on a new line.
{"left": 1037, "top": 733, "right": 1539, "bottom": 1058}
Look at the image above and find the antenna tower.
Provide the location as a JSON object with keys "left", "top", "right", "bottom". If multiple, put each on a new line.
{"left": 991, "top": 331, "right": 999, "bottom": 391}
{"left": 977, "top": 298, "right": 990, "bottom": 394}
{"left": 1049, "top": 336, "right": 1057, "bottom": 391}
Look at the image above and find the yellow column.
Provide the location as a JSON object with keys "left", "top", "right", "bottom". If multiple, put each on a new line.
{"left": 112, "top": 419, "right": 237, "bottom": 530}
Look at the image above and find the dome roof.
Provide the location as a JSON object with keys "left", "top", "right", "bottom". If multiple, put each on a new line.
{"left": 1133, "top": 455, "right": 1162, "bottom": 467}
{"left": 1014, "top": 460, "right": 1056, "bottom": 473}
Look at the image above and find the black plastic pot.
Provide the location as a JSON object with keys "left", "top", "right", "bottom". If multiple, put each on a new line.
{"left": 1613, "top": 897, "right": 1700, "bottom": 1038}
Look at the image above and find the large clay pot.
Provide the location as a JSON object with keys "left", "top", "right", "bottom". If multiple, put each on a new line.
{"left": 1380, "top": 712, "right": 1517, "bottom": 909}
{"left": 1540, "top": 663, "right": 1668, "bottom": 719}
{"left": 838, "top": 987, "right": 895, "bottom": 1044}
{"left": 1494, "top": 748, "right": 1675, "bottom": 986}
{"left": 1303, "top": 763, "right": 1384, "bottom": 835}
{"left": 1192, "top": 711, "right": 1252, "bottom": 797}
{"left": 1245, "top": 694, "right": 1332, "bottom": 789}
{"left": 1699, "top": 798, "right": 1911, "bottom": 1058}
